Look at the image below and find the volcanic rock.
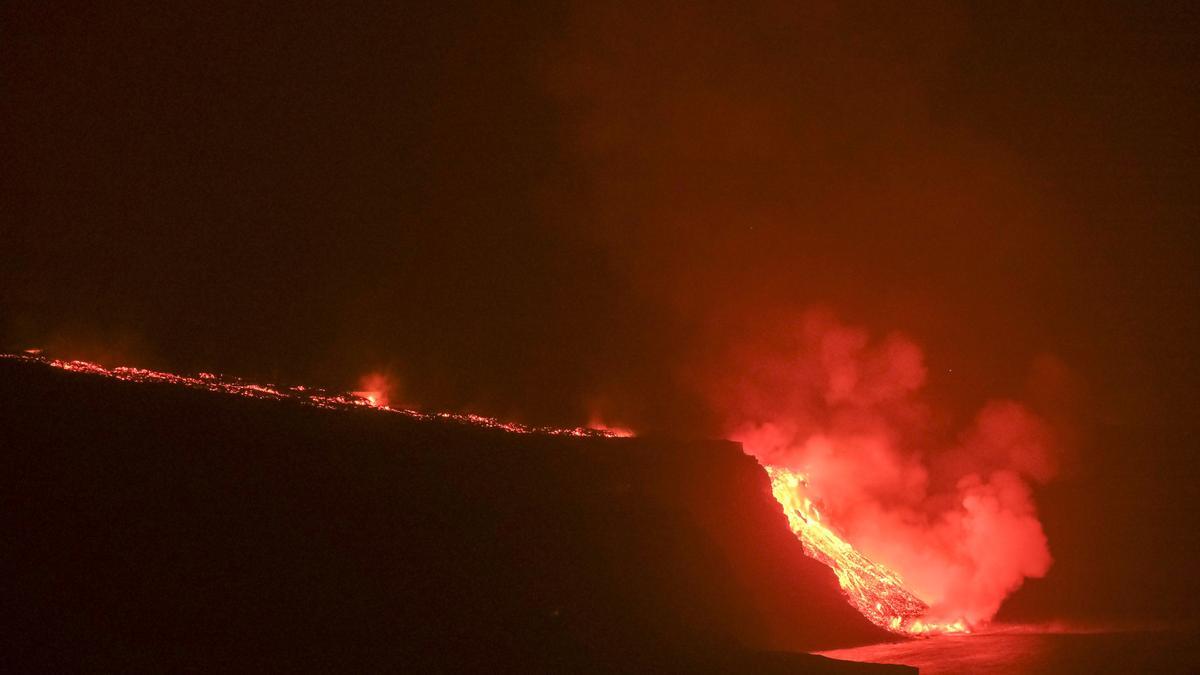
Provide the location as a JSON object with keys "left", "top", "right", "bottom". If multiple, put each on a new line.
{"left": 0, "top": 358, "right": 908, "bottom": 672}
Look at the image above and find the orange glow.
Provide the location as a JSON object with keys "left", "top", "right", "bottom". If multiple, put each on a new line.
{"left": 716, "top": 312, "right": 1054, "bottom": 637}
{"left": 353, "top": 372, "right": 393, "bottom": 408}
{"left": 765, "top": 465, "right": 969, "bottom": 637}
{"left": 585, "top": 415, "right": 635, "bottom": 438}
{"left": 5, "top": 353, "right": 628, "bottom": 438}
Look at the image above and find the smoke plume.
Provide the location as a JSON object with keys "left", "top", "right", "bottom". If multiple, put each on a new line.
{"left": 545, "top": 2, "right": 1072, "bottom": 624}
{"left": 714, "top": 310, "right": 1055, "bottom": 625}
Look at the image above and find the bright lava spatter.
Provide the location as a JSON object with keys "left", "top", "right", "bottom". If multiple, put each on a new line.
{"left": 7, "top": 351, "right": 965, "bottom": 636}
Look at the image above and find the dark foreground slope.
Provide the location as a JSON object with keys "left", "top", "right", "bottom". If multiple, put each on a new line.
{"left": 0, "top": 359, "right": 904, "bottom": 672}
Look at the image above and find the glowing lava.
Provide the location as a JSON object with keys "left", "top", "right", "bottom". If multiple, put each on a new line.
{"left": 4, "top": 353, "right": 624, "bottom": 438}
{"left": 353, "top": 372, "right": 393, "bottom": 408}
{"left": 585, "top": 415, "right": 636, "bottom": 438}
{"left": 765, "top": 465, "right": 969, "bottom": 636}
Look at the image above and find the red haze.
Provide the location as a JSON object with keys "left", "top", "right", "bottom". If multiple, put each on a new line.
{"left": 354, "top": 371, "right": 398, "bottom": 409}
{"left": 715, "top": 310, "right": 1056, "bottom": 627}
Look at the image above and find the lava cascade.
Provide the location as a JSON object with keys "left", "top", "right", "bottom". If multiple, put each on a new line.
{"left": 766, "top": 466, "right": 966, "bottom": 635}
{"left": 714, "top": 311, "right": 1057, "bottom": 636}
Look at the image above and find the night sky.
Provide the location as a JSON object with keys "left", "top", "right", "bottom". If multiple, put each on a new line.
{"left": 3, "top": 2, "right": 1198, "bottom": 624}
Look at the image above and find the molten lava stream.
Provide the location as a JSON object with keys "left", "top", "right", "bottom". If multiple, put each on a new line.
{"left": 765, "top": 466, "right": 969, "bottom": 637}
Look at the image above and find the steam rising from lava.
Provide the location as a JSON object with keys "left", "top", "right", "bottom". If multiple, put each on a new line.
{"left": 718, "top": 311, "right": 1056, "bottom": 631}
{"left": 546, "top": 2, "right": 1067, "bottom": 636}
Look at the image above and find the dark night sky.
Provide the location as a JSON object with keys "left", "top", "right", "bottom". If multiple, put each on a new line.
{"left": 3, "top": 2, "right": 1198, "bottom": 623}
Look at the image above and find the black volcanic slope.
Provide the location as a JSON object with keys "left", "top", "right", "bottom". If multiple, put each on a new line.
{"left": 0, "top": 358, "right": 905, "bottom": 672}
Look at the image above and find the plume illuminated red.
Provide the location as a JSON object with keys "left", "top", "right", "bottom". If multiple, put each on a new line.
{"left": 715, "top": 311, "right": 1057, "bottom": 636}
{"left": 353, "top": 371, "right": 394, "bottom": 408}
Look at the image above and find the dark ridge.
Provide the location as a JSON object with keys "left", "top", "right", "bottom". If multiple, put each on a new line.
{"left": 0, "top": 358, "right": 906, "bottom": 672}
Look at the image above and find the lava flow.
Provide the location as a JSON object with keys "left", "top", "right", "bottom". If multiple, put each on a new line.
{"left": 766, "top": 465, "right": 968, "bottom": 636}
{"left": 3, "top": 352, "right": 623, "bottom": 438}
{"left": 5, "top": 349, "right": 975, "bottom": 637}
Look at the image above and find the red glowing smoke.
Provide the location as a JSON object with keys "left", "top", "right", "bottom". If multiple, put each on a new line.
{"left": 353, "top": 371, "right": 397, "bottom": 408}
{"left": 715, "top": 310, "right": 1056, "bottom": 626}
{"left": 586, "top": 415, "right": 636, "bottom": 438}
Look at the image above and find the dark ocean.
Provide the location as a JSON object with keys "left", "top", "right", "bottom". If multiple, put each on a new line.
{"left": 818, "top": 625, "right": 1200, "bottom": 674}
